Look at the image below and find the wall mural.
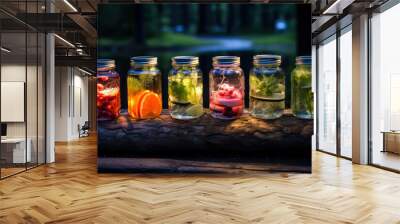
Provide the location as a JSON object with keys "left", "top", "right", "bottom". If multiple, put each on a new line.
{"left": 97, "top": 3, "right": 313, "bottom": 173}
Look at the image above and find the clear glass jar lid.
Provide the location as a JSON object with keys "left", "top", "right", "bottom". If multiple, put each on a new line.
{"left": 172, "top": 56, "right": 199, "bottom": 65}
{"left": 296, "top": 56, "right": 311, "bottom": 65}
{"left": 97, "top": 59, "right": 115, "bottom": 71}
{"left": 213, "top": 56, "right": 240, "bottom": 66}
{"left": 130, "top": 56, "right": 157, "bottom": 66}
{"left": 253, "top": 55, "right": 281, "bottom": 66}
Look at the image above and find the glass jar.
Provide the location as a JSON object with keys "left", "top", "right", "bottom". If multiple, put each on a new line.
{"left": 127, "top": 56, "right": 162, "bottom": 119}
{"left": 249, "top": 55, "right": 285, "bottom": 119}
{"left": 168, "top": 56, "right": 203, "bottom": 120}
{"left": 97, "top": 59, "right": 120, "bottom": 120}
{"left": 291, "top": 56, "right": 313, "bottom": 119}
{"left": 209, "top": 56, "right": 244, "bottom": 120}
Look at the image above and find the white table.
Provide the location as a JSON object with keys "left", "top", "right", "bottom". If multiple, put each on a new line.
{"left": 1, "top": 138, "right": 31, "bottom": 163}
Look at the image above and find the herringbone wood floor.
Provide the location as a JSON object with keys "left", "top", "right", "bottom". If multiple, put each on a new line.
{"left": 1, "top": 135, "right": 400, "bottom": 224}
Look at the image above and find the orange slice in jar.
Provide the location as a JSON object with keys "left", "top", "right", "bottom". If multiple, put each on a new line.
{"left": 133, "top": 90, "right": 150, "bottom": 118}
{"left": 138, "top": 92, "right": 162, "bottom": 119}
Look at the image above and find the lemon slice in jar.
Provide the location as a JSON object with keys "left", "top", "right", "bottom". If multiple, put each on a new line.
{"left": 185, "top": 104, "right": 203, "bottom": 117}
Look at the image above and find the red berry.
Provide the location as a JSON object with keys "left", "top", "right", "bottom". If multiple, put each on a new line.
{"left": 232, "top": 105, "right": 243, "bottom": 114}
{"left": 232, "top": 90, "right": 242, "bottom": 99}
{"left": 98, "top": 76, "right": 109, "bottom": 82}
{"left": 97, "top": 83, "right": 105, "bottom": 91}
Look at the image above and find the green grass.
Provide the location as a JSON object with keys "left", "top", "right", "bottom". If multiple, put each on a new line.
{"left": 245, "top": 33, "right": 296, "bottom": 45}
{"left": 147, "top": 33, "right": 216, "bottom": 48}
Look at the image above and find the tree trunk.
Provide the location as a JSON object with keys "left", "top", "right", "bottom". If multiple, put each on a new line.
{"left": 227, "top": 4, "right": 235, "bottom": 34}
{"left": 197, "top": 5, "right": 208, "bottom": 34}
{"left": 133, "top": 5, "right": 145, "bottom": 45}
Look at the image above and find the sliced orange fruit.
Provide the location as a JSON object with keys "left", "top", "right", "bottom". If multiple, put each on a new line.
{"left": 128, "top": 90, "right": 161, "bottom": 119}
{"left": 132, "top": 90, "right": 150, "bottom": 118}
{"left": 138, "top": 92, "right": 162, "bottom": 119}
{"left": 128, "top": 98, "right": 134, "bottom": 116}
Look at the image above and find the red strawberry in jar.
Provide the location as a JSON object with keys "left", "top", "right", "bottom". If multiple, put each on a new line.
{"left": 97, "top": 59, "right": 121, "bottom": 120}
{"left": 209, "top": 102, "right": 225, "bottom": 113}
{"left": 98, "top": 76, "right": 109, "bottom": 82}
{"left": 209, "top": 56, "right": 244, "bottom": 120}
{"left": 210, "top": 82, "right": 243, "bottom": 119}
{"left": 97, "top": 83, "right": 105, "bottom": 91}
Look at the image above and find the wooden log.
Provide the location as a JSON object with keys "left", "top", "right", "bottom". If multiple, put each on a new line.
{"left": 98, "top": 158, "right": 311, "bottom": 173}
{"left": 98, "top": 110, "right": 313, "bottom": 172}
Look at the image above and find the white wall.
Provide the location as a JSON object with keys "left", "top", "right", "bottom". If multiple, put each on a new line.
{"left": 54, "top": 66, "right": 89, "bottom": 141}
{"left": 73, "top": 72, "right": 89, "bottom": 137}
{"left": 1, "top": 64, "right": 26, "bottom": 138}
{"left": 1, "top": 64, "right": 41, "bottom": 138}
{"left": 55, "top": 67, "right": 69, "bottom": 141}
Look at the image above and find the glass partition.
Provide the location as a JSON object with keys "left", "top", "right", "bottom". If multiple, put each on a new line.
{"left": 339, "top": 27, "right": 352, "bottom": 158}
{"left": 0, "top": 1, "right": 46, "bottom": 179}
{"left": 1, "top": 31, "right": 28, "bottom": 177}
{"left": 317, "top": 35, "right": 337, "bottom": 154}
{"left": 27, "top": 30, "right": 38, "bottom": 169}
{"left": 38, "top": 32, "right": 45, "bottom": 165}
{"left": 370, "top": 3, "right": 400, "bottom": 171}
